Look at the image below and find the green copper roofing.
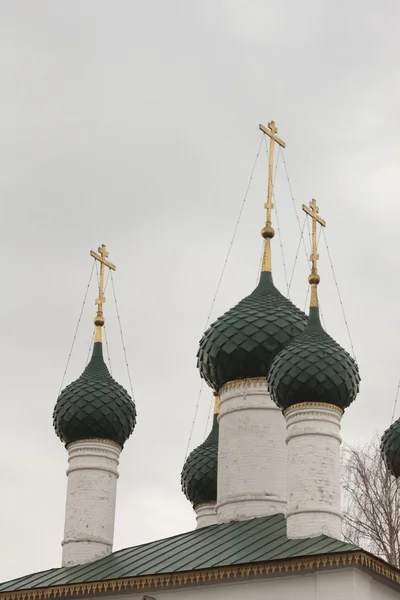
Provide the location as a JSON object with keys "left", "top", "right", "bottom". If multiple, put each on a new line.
{"left": 0, "top": 515, "right": 359, "bottom": 592}
{"left": 53, "top": 342, "right": 136, "bottom": 447}
{"left": 268, "top": 307, "right": 360, "bottom": 411}
{"left": 181, "top": 413, "right": 218, "bottom": 507}
{"left": 197, "top": 271, "right": 307, "bottom": 391}
{"left": 381, "top": 419, "right": 400, "bottom": 478}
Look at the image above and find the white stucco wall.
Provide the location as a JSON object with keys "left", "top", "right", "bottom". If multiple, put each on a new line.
{"left": 62, "top": 438, "right": 121, "bottom": 567}
{"left": 285, "top": 403, "right": 342, "bottom": 539}
{"left": 195, "top": 503, "right": 217, "bottom": 528}
{"left": 105, "top": 568, "right": 400, "bottom": 600}
{"left": 217, "top": 378, "right": 287, "bottom": 523}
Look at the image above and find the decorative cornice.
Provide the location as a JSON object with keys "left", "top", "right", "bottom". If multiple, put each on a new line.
{"left": 220, "top": 377, "right": 268, "bottom": 394}
{"left": 283, "top": 402, "right": 344, "bottom": 417}
{"left": 66, "top": 438, "right": 122, "bottom": 450}
{"left": 2, "top": 551, "right": 400, "bottom": 599}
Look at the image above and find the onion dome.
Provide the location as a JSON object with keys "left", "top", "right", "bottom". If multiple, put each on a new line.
{"left": 181, "top": 396, "right": 219, "bottom": 507}
{"left": 197, "top": 271, "right": 307, "bottom": 392}
{"left": 269, "top": 199, "right": 360, "bottom": 412}
{"left": 53, "top": 341, "right": 136, "bottom": 447}
{"left": 381, "top": 420, "right": 400, "bottom": 478}
{"left": 268, "top": 306, "right": 360, "bottom": 410}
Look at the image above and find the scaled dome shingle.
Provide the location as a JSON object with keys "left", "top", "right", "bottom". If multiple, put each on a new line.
{"left": 181, "top": 413, "right": 219, "bottom": 507}
{"left": 268, "top": 307, "right": 360, "bottom": 411}
{"left": 197, "top": 271, "right": 307, "bottom": 391}
{"left": 381, "top": 420, "right": 400, "bottom": 478}
{"left": 53, "top": 342, "right": 136, "bottom": 447}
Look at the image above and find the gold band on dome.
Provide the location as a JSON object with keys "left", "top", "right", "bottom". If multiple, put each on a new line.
{"left": 213, "top": 394, "right": 220, "bottom": 414}
{"left": 283, "top": 402, "right": 344, "bottom": 416}
{"left": 220, "top": 377, "right": 268, "bottom": 393}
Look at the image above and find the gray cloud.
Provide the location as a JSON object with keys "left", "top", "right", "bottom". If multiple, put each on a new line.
{"left": 1, "top": 0, "right": 400, "bottom": 580}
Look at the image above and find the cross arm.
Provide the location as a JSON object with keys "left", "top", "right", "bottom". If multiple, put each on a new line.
{"left": 302, "top": 204, "right": 326, "bottom": 227}
{"left": 90, "top": 250, "right": 116, "bottom": 271}
{"left": 259, "top": 124, "right": 286, "bottom": 148}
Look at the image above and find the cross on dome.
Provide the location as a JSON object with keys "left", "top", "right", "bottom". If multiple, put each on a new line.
{"left": 90, "top": 244, "right": 116, "bottom": 342}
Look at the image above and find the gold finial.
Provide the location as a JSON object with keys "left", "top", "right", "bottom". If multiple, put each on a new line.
{"left": 213, "top": 391, "right": 220, "bottom": 415}
{"left": 90, "top": 244, "right": 116, "bottom": 343}
{"left": 259, "top": 121, "right": 286, "bottom": 272}
{"left": 302, "top": 199, "right": 326, "bottom": 307}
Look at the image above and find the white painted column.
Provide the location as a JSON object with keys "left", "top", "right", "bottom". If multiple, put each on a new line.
{"left": 285, "top": 403, "right": 343, "bottom": 540}
{"left": 195, "top": 503, "right": 217, "bottom": 528}
{"left": 62, "top": 439, "right": 121, "bottom": 567}
{"left": 217, "top": 378, "right": 287, "bottom": 523}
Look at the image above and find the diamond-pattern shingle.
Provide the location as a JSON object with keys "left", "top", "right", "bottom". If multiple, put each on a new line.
{"left": 268, "top": 307, "right": 360, "bottom": 411}
{"left": 181, "top": 414, "right": 218, "bottom": 506}
{"left": 197, "top": 272, "right": 307, "bottom": 391}
{"left": 381, "top": 419, "right": 400, "bottom": 478}
{"left": 53, "top": 342, "right": 136, "bottom": 447}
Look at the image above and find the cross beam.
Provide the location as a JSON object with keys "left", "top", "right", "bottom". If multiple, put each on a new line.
{"left": 258, "top": 121, "right": 286, "bottom": 272}
{"left": 302, "top": 199, "right": 326, "bottom": 307}
{"left": 90, "top": 244, "right": 116, "bottom": 342}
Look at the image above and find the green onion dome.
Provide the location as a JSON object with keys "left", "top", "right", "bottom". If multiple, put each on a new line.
{"left": 53, "top": 342, "right": 136, "bottom": 447}
{"left": 381, "top": 420, "right": 400, "bottom": 478}
{"left": 181, "top": 412, "right": 219, "bottom": 507}
{"left": 268, "top": 306, "right": 360, "bottom": 411}
{"left": 197, "top": 271, "right": 307, "bottom": 392}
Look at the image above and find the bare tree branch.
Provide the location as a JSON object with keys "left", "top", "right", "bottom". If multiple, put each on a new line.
{"left": 342, "top": 434, "right": 400, "bottom": 567}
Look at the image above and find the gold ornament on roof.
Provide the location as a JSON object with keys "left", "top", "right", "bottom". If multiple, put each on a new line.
{"left": 302, "top": 199, "right": 326, "bottom": 308}
{"left": 90, "top": 244, "right": 116, "bottom": 343}
{"left": 259, "top": 121, "right": 286, "bottom": 273}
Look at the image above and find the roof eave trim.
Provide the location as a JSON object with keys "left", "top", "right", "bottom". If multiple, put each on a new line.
{"left": 2, "top": 550, "right": 400, "bottom": 599}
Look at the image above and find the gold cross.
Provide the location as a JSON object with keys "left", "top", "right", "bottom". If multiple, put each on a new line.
{"left": 302, "top": 199, "right": 326, "bottom": 307}
{"left": 259, "top": 121, "right": 286, "bottom": 272}
{"left": 90, "top": 244, "right": 116, "bottom": 342}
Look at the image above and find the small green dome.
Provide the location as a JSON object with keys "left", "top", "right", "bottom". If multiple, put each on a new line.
{"left": 181, "top": 413, "right": 219, "bottom": 507}
{"left": 268, "top": 307, "right": 360, "bottom": 411}
{"left": 381, "top": 420, "right": 400, "bottom": 478}
{"left": 53, "top": 342, "right": 136, "bottom": 447}
{"left": 197, "top": 271, "right": 307, "bottom": 392}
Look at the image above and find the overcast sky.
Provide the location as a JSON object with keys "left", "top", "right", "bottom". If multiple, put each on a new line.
{"left": 1, "top": 0, "right": 400, "bottom": 581}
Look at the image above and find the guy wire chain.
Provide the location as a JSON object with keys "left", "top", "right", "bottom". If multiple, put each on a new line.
{"left": 110, "top": 271, "right": 136, "bottom": 403}
{"left": 281, "top": 150, "right": 309, "bottom": 265}
{"left": 85, "top": 330, "right": 95, "bottom": 367}
{"left": 95, "top": 262, "right": 112, "bottom": 374}
{"left": 281, "top": 153, "right": 327, "bottom": 328}
{"left": 391, "top": 380, "right": 400, "bottom": 424}
{"left": 322, "top": 228, "right": 356, "bottom": 360}
{"left": 58, "top": 260, "right": 96, "bottom": 395}
{"left": 288, "top": 213, "right": 307, "bottom": 296}
{"left": 185, "top": 134, "right": 265, "bottom": 457}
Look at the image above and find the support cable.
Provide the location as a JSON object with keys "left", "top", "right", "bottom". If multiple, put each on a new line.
{"left": 267, "top": 142, "right": 289, "bottom": 295}
{"left": 95, "top": 262, "right": 113, "bottom": 374}
{"left": 186, "top": 135, "right": 264, "bottom": 457}
{"left": 110, "top": 271, "right": 136, "bottom": 402}
{"left": 287, "top": 214, "right": 307, "bottom": 296}
{"left": 281, "top": 151, "right": 310, "bottom": 264}
{"left": 85, "top": 330, "right": 95, "bottom": 367}
{"left": 391, "top": 381, "right": 400, "bottom": 424}
{"left": 322, "top": 229, "right": 356, "bottom": 359}
{"left": 58, "top": 261, "right": 96, "bottom": 395}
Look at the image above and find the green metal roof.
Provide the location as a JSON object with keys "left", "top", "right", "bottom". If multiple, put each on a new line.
{"left": 0, "top": 515, "right": 358, "bottom": 592}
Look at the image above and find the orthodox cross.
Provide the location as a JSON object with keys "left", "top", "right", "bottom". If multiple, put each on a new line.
{"left": 90, "top": 244, "right": 116, "bottom": 342}
{"left": 259, "top": 121, "right": 286, "bottom": 272}
{"left": 302, "top": 199, "right": 326, "bottom": 307}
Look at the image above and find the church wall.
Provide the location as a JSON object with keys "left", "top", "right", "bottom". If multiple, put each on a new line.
{"left": 106, "top": 568, "right": 400, "bottom": 599}
{"left": 217, "top": 379, "right": 287, "bottom": 522}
